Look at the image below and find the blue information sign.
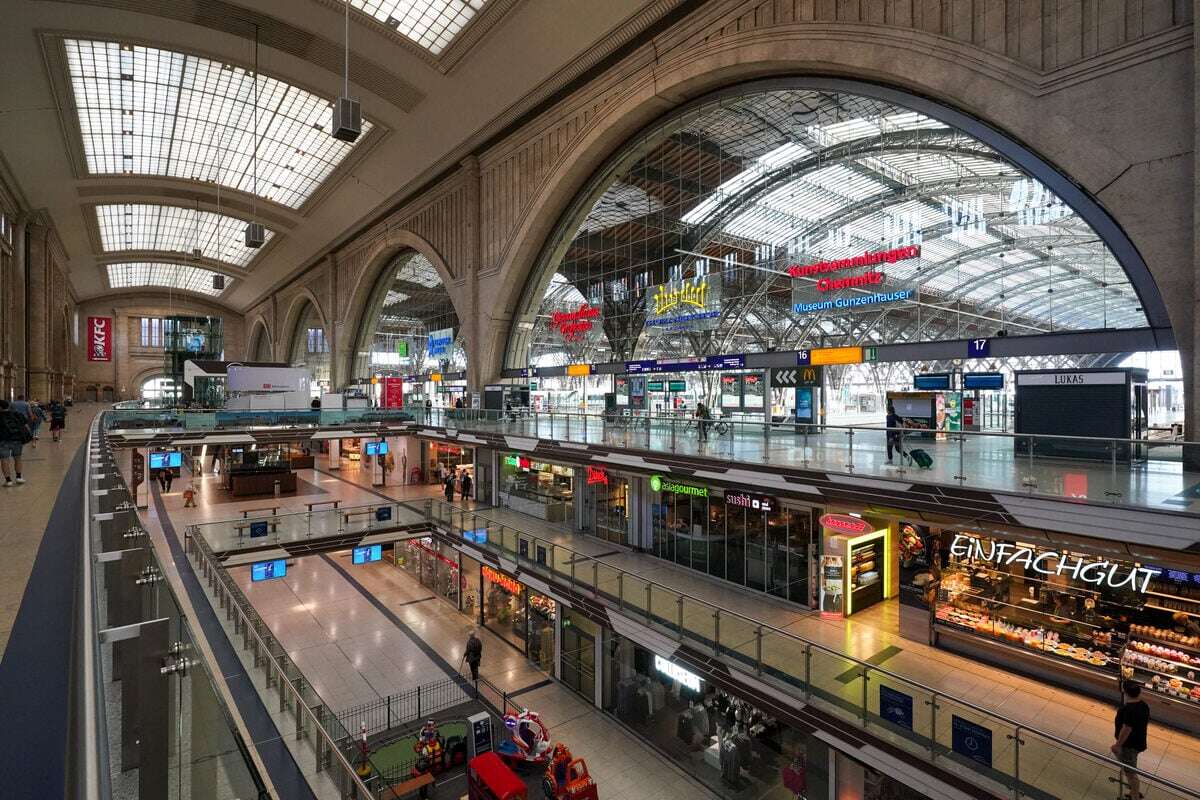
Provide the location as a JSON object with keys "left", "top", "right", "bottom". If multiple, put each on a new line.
{"left": 251, "top": 559, "right": 287, "bottom": 582}
{"left": 879, "top": 685, "right": 913, "bottom": 730}
{"left": 968, "top": 338, "right": 990, "bottom": 358}
{"left": 352, "top": 544, "right": 383, "bottom": 564}
{"left": 463, "top": 528, "right": 489, "bottom": 545}
{"left": 375, "top": 506, "right": 392, "bottom": 522}
{"left": 249, "top": 520, "right": 269, "bottom": 538}
{"left": 951, "top": 715, "right": 993, "bottom": 768}
{"left": 704, "top": 354, "right": 745, "bottom": 370}
{"left": 625, "top": 359, "right": 656, "bottom": 374}
{"left": 797, "top": 349, "right": 811, "bottom": 366}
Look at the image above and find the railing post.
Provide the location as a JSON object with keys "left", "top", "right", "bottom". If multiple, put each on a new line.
{"left": 804, "top": 645, "right": 812, "bottom": 700}
{"left": 417, "top": 684, "right": 421, "bottom": 720}
{"left": 676, "top": 595, "right": 684, "bottom": 637}
{"left": 617, "top": 572, "right": 624, "bottom": 610}
{"left": 712, "top": 610, "right": 720, "bottom": 656}
{"left": 670, "top": 415, "right": 676, "bottom": 452}
{"left": 755, "top": 626, "right": 763, "bottom": 674}
{"left": 644, "top": 584, "right": 652, "bottom": 624}
{"left": 845, "top": 427, "right": 854, "bottom": 472}
{"left": 860, "top": 666, "right": 869, "bottom": 726}
{"left": 583, "top": 412, "right": 588, "bottom": 442}
{"left": 592, "top": 560, "right": 599, "bottom": 593}
{"left": 955, "top": 432, "right": 965, "bottom": 483}
{"left": 898, "top": 428, "right": 907, "bottom": 475}
{"left": 387, "top": 694, "right": 392, "bottom": 731}
{"left": 928, "top": 695, "right": 938, "bottom": 760}
{"left": 1010, "top": 725, "right": 1023, "bottom": 799}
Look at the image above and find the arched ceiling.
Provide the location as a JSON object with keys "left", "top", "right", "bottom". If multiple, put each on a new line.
{"left": 0, "top": 0, "right": 669, "bottom": 306}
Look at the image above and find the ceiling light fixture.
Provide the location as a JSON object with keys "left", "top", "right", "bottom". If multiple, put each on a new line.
{"left": 332, "top": 0, "right": 363, "bottom": 142}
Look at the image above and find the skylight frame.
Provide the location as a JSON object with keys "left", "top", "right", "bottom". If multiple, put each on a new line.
{"left": 345, "top": 0, "right": 488, "bottom": 55}
{"left": 95, "top": 203, "right": 273, "bottom": 269}
{"left": 64, "top": 38, "right": 374, "bottom": 210}
{"left": 105, "top": 261, "right": 233, "bottom": 297}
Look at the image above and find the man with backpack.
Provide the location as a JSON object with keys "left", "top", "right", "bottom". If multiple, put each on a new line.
{"left": 48, "top": 399, "right": 67, "bottom": 443}
{"left": 0, "top": 399, "right": 32, "bottom": 486}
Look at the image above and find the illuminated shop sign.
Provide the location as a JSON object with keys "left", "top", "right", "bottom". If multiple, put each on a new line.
{"left": 820, "top": 513, "right": 871, "bottom": 534}
{"left": 654, "top": 655, "right": 702, "bottom": 692}
{"left": 645, "top": 277, "right": 721, "bottom": 329}
{"left": 551, "top": 303, "right": 600, "bottom": 341}
{"left": 427, "top": 328, "right": 454, "bottom": 357}
{"left": 482, "top": 565, "right": 522, "bottom": 595}
{"left": 649, "top": 475, "right": 707, "bottom": 497}
{"left": 787, "top": 245, "right": 921, "bottom": 277}
{"left": 504, "top": 454, "right": 531, "bottom": 469}
{"left": 949, "top": 534, "right": 1160, "bottom": 593}
{"left": 794, "top": 289, "right": 913, "bottom": 314}
{"left": 586, "top": 466, "right": 609, "bottom": 486}
{"left": 87, "top": 316, "right": 112, "bottom": 361}
{"left": 725, "top": 491, "right": 775, "bottom": 513}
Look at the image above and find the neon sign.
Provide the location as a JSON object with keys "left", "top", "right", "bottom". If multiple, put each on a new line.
{"left": 817, "top": 271, "right": 884, "bottom": 292}
{"left": 949, "top": 534, "right": 1160, "bottom": 593}
{"left": 551, "top": 303, "right": 600, "bottom": 342}
{"left": 794, "top": 289, "right": 913, "bottom": 314}
{"left": 652, "top": 280, "right": 708, "bottom": 315}
{"left": 645, "top": 277, "right": 721, "bottom": 330}
{"left": 482, "top": 565, "right": 522, "bottom": 595}
{"left": 586, "top": 466, "right": 609, "bottom": 486}
{"left": 820, "top": 513, "right": 871, "bottom": 534}
{"left": 654, "top": 655, "right": 701, "bottom": 692}
{"left": 649, "top": 474, "right": 707, "bottom": 497}
{"left": 787, "top": 245, "right": 920, "bottom": 278}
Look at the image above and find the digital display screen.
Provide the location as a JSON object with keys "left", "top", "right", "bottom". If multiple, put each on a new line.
{"left": 251, "top": 559, "right": 287, "bottom": 582}
{"left": 149, "top": 451, "right": 182, "bottom": 469}
{"left": 364, "top": 442, "right": 389, "bottom": 456}
{"left": 914, "top": 373, "right": 952, "bottom": 390}
{"left": 964, "top": 372, "right": 1004, "bottom": 390}
{"left": 668, "top": 380, "right": 687, "bottom": 392}
{"left": 795, "top": 387, "right": 814, "bottom": 423}
{"left": 352, "top": 544, "right": 383, "bottom": 564}
{"left": 646, "top": 381, "right": 664, "bottom": 392}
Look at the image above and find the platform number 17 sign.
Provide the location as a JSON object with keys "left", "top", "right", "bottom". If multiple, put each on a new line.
{"left": 968, "top": 339, "right": 990, "bottom": 358}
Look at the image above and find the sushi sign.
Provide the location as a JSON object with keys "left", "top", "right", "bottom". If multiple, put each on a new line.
{"left": 949, "top": 534, "right": 1160, "bottom": 594}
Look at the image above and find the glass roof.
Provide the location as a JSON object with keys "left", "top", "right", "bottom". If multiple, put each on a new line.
{"left": 64, "top": 39, "right": 373, "bottom": 209}
{"left": 509, "top": 87, "right": 1150, "bottom": 368}
{"left": 96, "top": 204, "right": 272, "bottom": 269}
{"left": 106, "top": 262, "right": 232, "bottom": 296}
{"left": 348, "top": 1, "right": 487, "bottom": 54}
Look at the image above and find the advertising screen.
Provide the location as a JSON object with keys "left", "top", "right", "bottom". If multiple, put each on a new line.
{"left": 913, "top": 373, "right": 952, "bottom": 390}
{"left": 251, "top": 559, "right": 287, "bottom": 582}
{"left": 795, "top": 387, "right": 814, "bottom": 423}
{"left": 964, "top": 372, "right": 1004, "bottom": 390}
{"left": 668, "top": 380, "right": 687, "bottom": 392}
{"left": 352, "top": 545, "right": 383, "bottom": 565}
{"left": 149, "top": 451, "right": 182, "bottom": 469}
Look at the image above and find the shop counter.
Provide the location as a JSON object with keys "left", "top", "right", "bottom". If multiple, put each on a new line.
{"left": 501, "top": 491, "right": 568, "bottom": 522}
{"left": 226, "top": 468, "right": 297, "bottom": 497}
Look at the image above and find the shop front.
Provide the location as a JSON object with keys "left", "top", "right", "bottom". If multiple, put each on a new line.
{"left": 893, "top": 525, "right": 1200, "bottom": 733}
{"left": 649, "top": 475, "right": 815, "bottom": 605}
{"left": 818, "top": 513, "right": 895, "bottom": 618}
{"left": 481, "top": 565, "right": 557, "bottom": 673}
{"left": 500, "top": 454, "right": 574, "bottom": 522}
{"left": 425, "top": 441, "right": 474, "bottom": 486}
{"left": 580, "top": 465, "right": 629, "bottom": 545}
{"left": 395, "top": 537, "right": 461, "bottom": 607}
{"left": 603, "top": 635, "right": 830, "bottom": 800}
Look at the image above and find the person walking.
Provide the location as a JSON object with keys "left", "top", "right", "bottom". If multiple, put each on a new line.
{"left": 28, "top": 401, "right": 46, "bottom": 443}
{"left": 695, "top": 401, "right": 711, "bottom": 442}
{"left": 48, "top": 399, "right": 67, "bottom": 443}
{"left": 1112, "top": 681, "right": 1150, "bottom": 800}
{"left": 0, "top": 399, "right": 31, "bottom": 486}
{"left": 463, "top": 628, "right": 483, "bottom": 682}
{"left": 162, "top": 468, "right": 174, "bottom": 493}
{"left": 460, "top": 471, "right": 472, "bottom": 502}
{"left": 10, "top": 396, "right": 33, "bottom": 448}
{"left": 182, "top": 484, "right": 197, "bottom": 507}
{"left": 444, "top": 469, "right": 456, "bottom": 503}
{"left": 885, "top": 400, "right": 905, "bottom": 464}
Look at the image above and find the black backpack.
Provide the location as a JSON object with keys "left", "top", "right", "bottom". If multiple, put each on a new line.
{"left": 1, "top": 411, "right": 31, "bottom": 443}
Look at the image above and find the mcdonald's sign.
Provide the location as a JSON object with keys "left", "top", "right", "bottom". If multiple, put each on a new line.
{"left": 798, "top": 365, "right": 823, "bottom": 387}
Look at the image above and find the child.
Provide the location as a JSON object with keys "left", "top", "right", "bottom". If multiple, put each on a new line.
{"left": 183, "top": 484, "right": 197, "bottom": 508}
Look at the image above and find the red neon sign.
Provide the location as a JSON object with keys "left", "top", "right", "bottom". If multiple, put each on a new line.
{"left": 586, "top": 466, "right": 608, "bottom": 486}
{"left": 819, "top": 513, "right": 871, "bottom": 535}
{"left": 788, "top": 245, "right": 920, "bottom": 278}
{"left": 482, "top": 565, "right": 522, "bottom": 595}
{"left": 816, "top": 271, "right": 885, "bottom": 292}
{"left": 551, "top": 303, "right": 600, "bottom": 342}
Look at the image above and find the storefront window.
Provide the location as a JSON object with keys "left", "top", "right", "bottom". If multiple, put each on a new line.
{"left": 528, "top": 592, "right": 556, "bottom": 672}
{"left": 652, "top": 480, "right": 814, "bottom": 606}
{"left": 561, "top": 609, "right": 597, "bottom": 704}
{"left": 461, "top": 555, "right": 481, "bottom": 620}
{"left": 583, "top": 467, "right": 627, "bottom": 545}
{"left": 500, "top": 455, "right": 574, "bottom": 522}
{"left": 483, "top": 566, "right": 526, "bottom": 650}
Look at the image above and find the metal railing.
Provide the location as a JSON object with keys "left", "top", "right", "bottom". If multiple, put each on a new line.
{"left": 106, "top": 404, "right": 1198, "bottom": 513}
{"left": 187, "top": 497, "right": 1200, "bottom": 799}
{"left": 336, "top": 677, "right": 473, "bottom": 741}
{"left": 75, "top": 420, "right": 270, "bottom": 799}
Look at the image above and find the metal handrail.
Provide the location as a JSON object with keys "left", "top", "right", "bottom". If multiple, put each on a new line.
{"left": 187, "top": 528, "right": 377, "bottom": 799}
{"left": 422, "top": 499, "right": 1200, "bottom": 799}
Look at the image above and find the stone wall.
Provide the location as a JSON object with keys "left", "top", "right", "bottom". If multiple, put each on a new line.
{"left": 212, "top": 1, "right": 1200, "bottom": 446}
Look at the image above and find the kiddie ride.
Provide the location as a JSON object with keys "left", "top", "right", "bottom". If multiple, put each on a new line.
{"left": 541, "top": 743, "right": 597, "bottom": 800}
{"left": 497, "top": 709, "right": 553, "bottom": 766}
{"left": 410, "top": 719, "right": 467, "bottom": 778}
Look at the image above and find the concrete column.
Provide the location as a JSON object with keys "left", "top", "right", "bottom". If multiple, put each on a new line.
{"left": 1188, "top": 4, "right": 1200, "bottom": 469}
{"left": 460, "top": 157, "right": 482, "bottom": 390}
{"left": 25, "top": 223, "right": 50, "bottom": 399}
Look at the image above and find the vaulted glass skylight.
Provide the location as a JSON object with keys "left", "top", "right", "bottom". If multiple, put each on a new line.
{"left": 64, "top": 39, "right": 372, "bottom": 209}
{"left": 349, "top": 0, "right": 486, "bottom": 54}
{"left": 106, "top": 262, "right": 232, "bottom": 296}
{"left": 96, "top": 204, "right": 272, "bottom": 268}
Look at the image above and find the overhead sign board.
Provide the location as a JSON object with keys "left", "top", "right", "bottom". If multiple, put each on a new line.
{"left": 967, "top": 338, "right": 990, "bottom": 358}
{"left": 773, "top": 367, "right": 824, "bottom": 388}
{"left": 913, "top": 373, "right": 952, "bottom": 390}
{"left": 427, "top": 328, "right": 454, "bottom": 357}
{"left": 644, "top": 276, "right": 721, "bottom": 330}
{"left": 1016, "top": 372, "right": 1126, "bottom": 386}
{"left": 565, "top": 363, "right": 592, "bottom": 377}
{"left": 622, "top": 354, "right": 746, "bottom": 374}
{"left": 810, "top": 347, "right": 863, "bottom": 366}
{"left": 964, "top": 372, "right": 1004, "bottom": 390}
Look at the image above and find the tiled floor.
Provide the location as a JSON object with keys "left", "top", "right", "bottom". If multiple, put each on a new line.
{"left": 0, "top": 404, "right": 101, "bottom": 659}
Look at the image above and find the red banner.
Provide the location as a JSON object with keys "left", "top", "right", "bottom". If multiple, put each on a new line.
{"left": 382, "top": 377, "right": 404, "bottom": 408}
{"left": 87, "top": 316, "right": 112, "bottom": 361}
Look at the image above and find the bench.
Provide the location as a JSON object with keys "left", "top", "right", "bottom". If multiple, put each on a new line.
{"left": 241, "top": 507, "right": 279, "bottom": 519}
{"left": 386, "top": 771, "right": 433, "bottom": 798}
{"left": 306, "top": 499, "right": 341, "bottom": 512}
{"left": 343, "top": 506, "right": 384, "bottom": 525}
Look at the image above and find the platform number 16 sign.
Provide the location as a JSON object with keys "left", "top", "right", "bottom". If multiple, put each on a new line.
{"left": 968, "top": 338, "right": 990, "bottom": 358}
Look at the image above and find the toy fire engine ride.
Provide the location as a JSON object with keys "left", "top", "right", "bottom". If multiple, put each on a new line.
{"left": 541, "top": 744, "right": 597, "bottom": 800}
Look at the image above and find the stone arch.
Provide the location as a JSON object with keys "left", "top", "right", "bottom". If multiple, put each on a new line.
{"left": 339, "top": 228, "right": 462, "bottom": 383}
{"left": 486, "top": 27, "right": 1182, "bottom": 381}
{"left": 280, "top": 288, "right": 330, "bottom": 364}
{"left": 245, "top": 316, "right": 274, "bottom": 361}
{"left": 130, "top": 366, "right": 171, "bottom": 391}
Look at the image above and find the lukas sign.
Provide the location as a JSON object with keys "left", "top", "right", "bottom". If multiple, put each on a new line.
{"left": 819, "top": 513, "right": 871, "bottom": 535}
{"left": 87, "top": 316, "right": 112, "bottom": 361}
{"left": 551, "top": 303, "right": 600, "bottom": 342}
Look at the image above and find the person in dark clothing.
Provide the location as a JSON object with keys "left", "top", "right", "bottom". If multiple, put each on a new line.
{"left": 444, "top": 470, "right": 456, "bottom": 503}
{"left": 454, "top": 397, "right": 464, "bottom": 410}
{"left": 695, "top": 402, "right": 711, "bottom": 442}
{"left": 1112, "top": 680, "right": 1150, "bottom": 799}
{"left": 163, "top": 469, "right": 174, "bottom": 493}
{"left": 463, "top": 629, "right": 482, "bottom": 681}
{"left": 0, "top": 399, "right": 30, "bottom": 486}
{"left": 885, "top": 401, "right": 906, "bottom": 464}
{"left": 48, "top": 400, "right": 67, "bottom": 442}
{"left": 460, "top": 471, "right": 472, "bottom": 501}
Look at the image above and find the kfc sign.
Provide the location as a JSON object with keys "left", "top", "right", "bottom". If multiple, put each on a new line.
{"left": 551, "top": 303, "right": 600, "bottom": 342}
{"left": 87, "top": 316, "right": 112, "bottom": 362}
